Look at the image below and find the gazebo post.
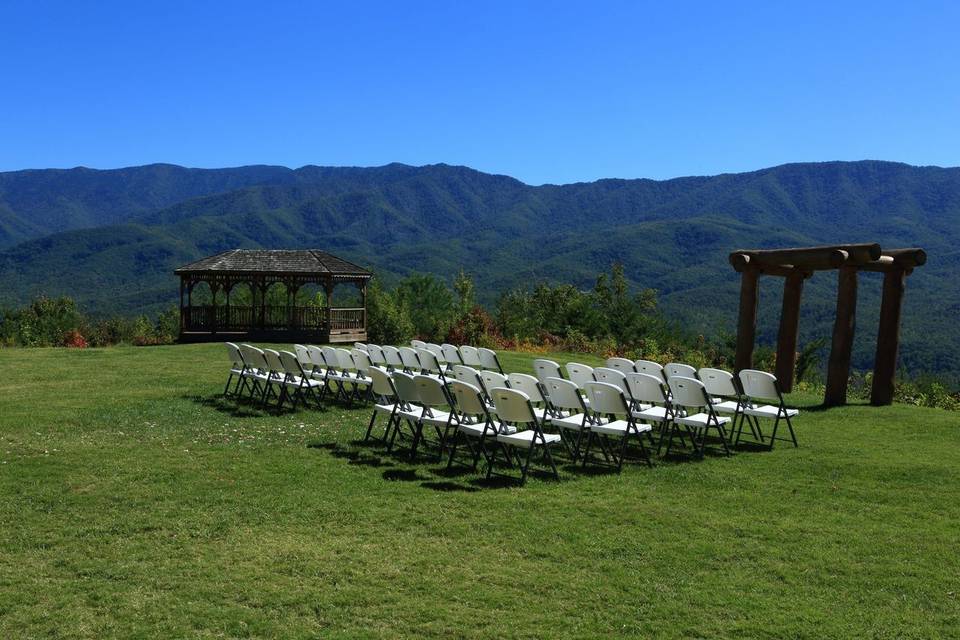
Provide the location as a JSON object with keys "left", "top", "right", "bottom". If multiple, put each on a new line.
{"left": 775, "top": 273, "right": 805, "bottom": 392}
{"left": 179, "top": 277, "right": 186, "bottom": 333}
{"left": 825, "top": 266, "right": 859, "bottom": 406}
{"left": 870, "top": 268, "right": 907, "bottom": 406}
{"left": 735, "top": 268, "right": 760, "bottom": 372}
{"left": 324, "top": 278, "right": 334, "bottom": 341}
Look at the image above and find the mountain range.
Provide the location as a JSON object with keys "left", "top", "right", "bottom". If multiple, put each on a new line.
{"left": 0, "top": 160, "right": 957, "bottom": 383}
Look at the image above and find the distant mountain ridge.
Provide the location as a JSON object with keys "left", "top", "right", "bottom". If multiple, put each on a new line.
{"left": 0, "top": 160, "right": 958, "bottom": 382}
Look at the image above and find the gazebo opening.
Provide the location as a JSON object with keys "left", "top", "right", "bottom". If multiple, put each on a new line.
{"left": 174, "top": 249, "right": 371, "bottom": 343}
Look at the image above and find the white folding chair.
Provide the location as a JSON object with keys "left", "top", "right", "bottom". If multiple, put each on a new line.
{"left": 410, "top": 339, "right": 427, "bottom": 349}
{"left": 446, "top": 380, "right": 513, "bottom": 471}
{"left": 364, "top": 367, "right": 402, "bottom": 443}
{"left": 478, "top": 347, "right": 504, "bottom": 374}
{"left": 666, "top": 376, "right": 731, "bottom": 457}
{"left": 354, "top": 342, "right": 368, "bottom": 352}
{"left": 635, "top": 359, "right": 667, "bottom": 383}
{"left": 605, "top": 357, "right": 637, "bottom": 375}
{"left": 223, "top": 342, "right": 246, "bottom": 397}
{"left": 398, "top": 346, "right": 422, "bottom": 373}
{"left": 382, "top": 345, "right": 404, "bottom": 372}
{"left": 487, "top": 387, "right": 562, "bottom": 483}
{"left": 543, "top": 377, "right": 598, "bottom": 461}
{"left": 565, "top": 362, "right": 596, "bottom": 389}
{"left": 459, "top": 345, "right": 483, "bottom": 369}
{"left": 293, "top": 344, "right": 313, "bottom": 375}
{"left": 532, "top": 358, "right": 564, "bottom": 385}
{"left": 238, "top": 343, "right": 269, "bottom": 399}
{"left": 581, "top": 382, "right": 653, "bottom": 470}
{"left": 625, "top": 372, "right": 675, "bottom": 451}
{"left": 261, "top": 349, "right": 287, "bottom": 408}
{"left": 406, "top": 375, "right": 456, "bottom": 459}
{"left": 385, "top": 372, "right": 424, "bottom": 454}
{"left": 279, "top": 350, "right": 324, "bottom": 409}
{"left": 416, "top": 348, "right": 447, "bottom": 382}
{"left": 738, "top": 370, "right": 799, "bottom": 449}
{"left": 441, "top": 343, "right": 463, "bottom": 368}
{"left": 665, "top": 362, "right": 698, "bottom": 380}
{"left": 699, "top": 368, "right": 759, "bottom": 444}
{"left": 366, "top": 344, "right": 387, "bottom": 367}
{"left": 507, "top": 373, "right": 554, "bottom": 421}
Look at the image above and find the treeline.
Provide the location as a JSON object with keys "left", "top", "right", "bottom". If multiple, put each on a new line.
{"left": 0, "top": 296, "right": 179, "bottom": 348}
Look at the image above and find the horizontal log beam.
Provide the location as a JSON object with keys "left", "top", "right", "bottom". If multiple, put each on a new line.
{"left": 729, "top": 254, "right": 813, "bottom": 278}
{"left": 882, "top": 248, "right": 926, "bottom": 268}
{"left": 730, "top": 243, "right": 881, "bottom": 270}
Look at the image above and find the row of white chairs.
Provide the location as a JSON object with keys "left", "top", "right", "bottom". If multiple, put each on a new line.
{"left": 353, "top": 341, "right": 504, "bottom": 374}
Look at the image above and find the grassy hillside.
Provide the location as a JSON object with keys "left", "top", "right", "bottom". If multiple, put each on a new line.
{"left": 0, "top": 344, "right": 957, "bottom": 637}
{"left": 0, "top": 160, "right": 958, "bottom": 382}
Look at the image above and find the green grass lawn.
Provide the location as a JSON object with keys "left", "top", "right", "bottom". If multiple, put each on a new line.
{"left": 0, "top": 344, "right": 957, "bottom": 638}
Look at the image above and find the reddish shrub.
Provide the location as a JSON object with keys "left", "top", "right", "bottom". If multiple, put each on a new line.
{"left": 63, "top": 330, "right": 88, "bottom": 349}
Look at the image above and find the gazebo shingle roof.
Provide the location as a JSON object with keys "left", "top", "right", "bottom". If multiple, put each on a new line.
{"left": 175, "top": 249, "right": 371, "bottom": 277}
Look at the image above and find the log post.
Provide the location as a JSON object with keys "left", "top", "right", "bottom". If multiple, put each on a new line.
{"left": 825, "top": 266, "right": 859, "bottom": 406}
{"left": 735, "top": 268, "right": 760, "bottom": 372}
{"left": 775, "top": 273, "right": 805, "bottom": 392}
{"left": 870, "top": 268, "right": 907, "bottom": 406}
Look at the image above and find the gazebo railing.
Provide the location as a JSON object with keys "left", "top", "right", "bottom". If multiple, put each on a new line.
{"left": 183, "top": 305, "right": 364, "bottom": 333}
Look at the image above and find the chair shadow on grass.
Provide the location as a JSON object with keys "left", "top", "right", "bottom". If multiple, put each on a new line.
{"left": 307, "top": 441, "right": 395, "bottom": 468}
{"left": 183, "top": 394, "right": 265, "bottom": 418}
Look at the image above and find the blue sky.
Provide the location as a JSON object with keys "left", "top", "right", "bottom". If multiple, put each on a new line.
{"left": 1, "top": 1, "right": 958, "bottom": 184}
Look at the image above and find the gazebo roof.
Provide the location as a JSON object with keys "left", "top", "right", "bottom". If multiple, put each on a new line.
{"left": 175, "top": 249, "right": 371, "bottom": 277}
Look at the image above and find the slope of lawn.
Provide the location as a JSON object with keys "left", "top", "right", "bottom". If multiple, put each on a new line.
{"left": 0, "top": 344, "right": 957, "bottom": 638}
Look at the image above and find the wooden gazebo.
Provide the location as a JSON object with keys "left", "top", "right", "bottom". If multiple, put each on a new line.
{"left": 175, "top": 249, "right": 371, "bottom": 343}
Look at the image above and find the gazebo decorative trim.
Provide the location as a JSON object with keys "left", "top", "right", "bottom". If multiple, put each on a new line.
{"left": 174, "top": 249, "right": 372, "bottom": 344}
{"left": 729, "top": 243, "right": 926, "bottom": 407}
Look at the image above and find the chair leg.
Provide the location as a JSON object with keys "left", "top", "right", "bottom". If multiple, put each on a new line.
{"left": 785, "top": 414, "right": 798, "bottom": 447}
{"left": 224, "top": 373, "right": 235, "bottom": 397}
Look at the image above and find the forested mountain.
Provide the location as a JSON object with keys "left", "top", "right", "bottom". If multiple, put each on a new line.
{"left": 0, "top": 160, "right": 958, "bottom": 381}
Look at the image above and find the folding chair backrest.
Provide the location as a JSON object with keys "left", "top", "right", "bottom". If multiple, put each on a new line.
{"left": 391, "top": 371, "right": 420, "bottom": 406}
{"left": 279, "top": 350, "right": 304, "bottom": 376}
{"left": 565, "top": 362, "right": 595, "bottom": 388}
{"left": 399, "top": 347, "right": 422, "bottom": 371}
{"left": 738, "top": 369, "right": 781, "bottom": 402}
{"left": 449, "top": 380, "right": 486, "bottom": 416}
{"left": 243, "top": 345, "right": 268, "bottom": 371}
{"left": 411, "top": 339, "right": 427, "bottom": 349}
{"left": 625, "top": 372, "right": 668, "bottom": 405}
{"left": 699, "top": 368, "right": 738, "bottom": 398}
{"left": 336, "top": 348, "right": 357, "bottom": 372}
{"left": 594, "top": 367, "right": 630, "bottom": 396}
{"left": 366, "top": 344, "right": 387, "bottom": 366}
{"left": 293, "top": 344, "right": 311, "bottom": 366}
{"left": 354, "top": 342, "right": 368, "bottom": 352}
{"left": 425, "top": 343, "right": 445, "bottom": 362}
{"left": 459, "top": 345, "right": 483, "bottom": 368}
{"left": 382, "top": 345, "right": 404, "bottom": 369}
{"left": 478, "top": 348, "right": 503, "bottom": 373}
{"left": 532, "top": 359, "right": 563, "bottom": 384}
{"left": 226, "top": 342, "right": 243, "bottom": 368}
{"left": 416, "top": 348, "right": 443, "bottom": 375}
{"left": 263, "top": 349, "right": 284, "bottom": 374}
{"left": 605, "top": 357, "right": 636, "bottom": 374}
{"left": 665, "top": 362, "right": 698, "bottom": 380}
{"left": 668, "top": 376, "right": 710, "bottom": 411}
{"left": 413, "top": 374, "right": 451, "bottom": 409}
{"left": 351, "top": 349, "right": 373, "bottom": 375}
{"left": 441, "top": 344, "right": 463, "bottom": 365}
{"left": 307, "top": 345, "right": 327, "bottom": 370}
{"left": 481, "top": 370, "right": 509, "bottom": 393}
{"left": 507, "top": 373, "right": 545, "bottom": 404}
{"left": 453, "top": 364, "right": 482, "bottom": 385}
{"left": 635, "top": 359, "right": 666, "bottom": 382}
{"left": 543, "top": 377, "right": 586, "bottom": 413}
{"left": 584, "top": 381, "right": 631, "bottom": 417}
{"left": 321, "top": 347, "right": 342, "bottom": 371}
{"left": 489, "top": 388, "right": 536, "bottom": 425}
{"left": 368, "top": 366, "right": 395, "bottom": 398}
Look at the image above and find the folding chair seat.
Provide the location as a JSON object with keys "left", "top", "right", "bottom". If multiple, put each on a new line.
{"left": 634, "top": 359, "right": 667, "bottom": 383}
{"left": 223, "top": 342, "right": 246, "bottom": 396}
{"left": 532, "top": 359, "right": 564, "bottom": 385}
{"left": 580, "top": 382, "right": 653, "bottom": 470}
{"left": 415, "top": 348, "right": 447, "bottom": 382}
{"left": 459, "top": 345, "right": 483, "bottom": 369}
{"left": 478, "top": 348, "right": 504, "bottom": 374}
{"left": 605, "top": 357, "right": 637, "bottom": 375}
{"left": 486, "top": 388, "right": 562, "bottom": 483}
{"left": 398, "top": 347, "right": 422, "bottom": 373}
{"left": 446, "top": 381, "right": 518, "bottom": 471}
{"left": 441, "top": 344, "right": 463, "bottom": 368}
{"left": 665, "top": 362, "right": 698, "bottom": 380}
{"left": 542, "top": 377, "right": 601, "bottom": 461}
{"left": 278, "top": 350, "right": 325, "bottom": 409}
{"left": 382, "top": 345, "right": 404, "bottom": 371}
{"left": 624, "top": 372, "right": 675, "bottom": 449}
{"left": 665, "top": 377, "right": 731, "bottom": 458}
{"left": 364, "top": 367, "right": 403, "bottom": 443}
{"left": 738, "top": 370, "right": 799, "bottom": 449}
